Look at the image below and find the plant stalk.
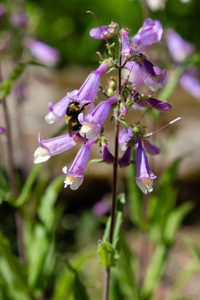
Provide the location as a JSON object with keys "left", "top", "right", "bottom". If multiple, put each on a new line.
{"left": 104, "top": 57, "right": 122, "bottom": 300}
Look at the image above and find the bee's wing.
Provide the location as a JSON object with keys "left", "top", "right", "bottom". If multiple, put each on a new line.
{"left": 66, "top": 115, "right": 73, "bottom": 136}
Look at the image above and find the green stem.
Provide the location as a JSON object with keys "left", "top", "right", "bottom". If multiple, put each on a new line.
{"left": 104, "top": 57, "right": 122, "bottom": 300}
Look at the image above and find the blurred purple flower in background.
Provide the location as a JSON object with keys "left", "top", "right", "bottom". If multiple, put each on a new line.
{"left": 26, "top": 39, "right": 60, "bottom": 66}
{"left": 0, "top": 126, "right": 5, "bottom": 134}
{"left": 165, "top": 29, "right": 195, "bottom": 63}
{"left": 179, "top": 67, "right": 200, "bottom": 100}
{"left": 10, "top": 12, "right": 26, "bottom": 27}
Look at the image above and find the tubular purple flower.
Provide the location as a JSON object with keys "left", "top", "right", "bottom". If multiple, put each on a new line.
{"left": 45, "top": 90, "right": 78, "bottom": 124}
{"left": 79, "top": 96, "right": 117, "bottom": 139}
{"left": 26, "top": 39, "right": 59, "bottom": 66}
{"left": 179, "top": 68, "right": 200, "bottom": 100}
{"left": 33, "top": 132, "right": 87, "bottom": 164}
{"left": 118, "top": 127, "right": 133, "bottom": 151}
{"left": 135, "top": 138, "right": 156, "bottom": 194}
{"left": 122, "top": 62, "right": 145, "bottom": 89}
{"left": 102, "top": 142, "right": 114, "bottom": 164}
{"left": 132, "top": 18, "right": 163, "bottom": 49}
{"left": 143, "top": 140, "right": 160, "bottom": 155}
{"left": 90, "top": 21, "right": 118, "bottom": 39}
{"left": 90, "top": 25, "right": 109, "bottom": 39}
{"left": 165, "top": 29, "right": 195, "bottom": 63}
{"left": 148, "top": 97, "right": 171, "bottom": 111}
{"left": 120, "top": 28, "right": 134, "bottom": 57}
{"left": 119, "top": 145, "right": 132, "bottom": 168}
{"left": 138, "top": 57, "right": 167, "bottom": 83}
{"left": 62, "top": 139, "right": 95, "bottom": 190}
{"left": 70, "top": 62, "right": 109, "bottom": 103}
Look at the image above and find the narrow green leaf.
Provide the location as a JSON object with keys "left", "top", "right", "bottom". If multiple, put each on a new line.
{"left": 112, "top": 193, "right": 125, "bottom": 255}
{"left": 142, "top": 244, "right": 168, "bottom": 299}
{"left": 27, "top": 224, "right": 48, "bottom": 289}
{"left": 0, "top": 231, "right": 29, "bottom": 295}
{"left": 51, "top": 268, "right": 74, "bottom": 300}
{"left": 164, "top": 202, "right": 193, "bottom": 245}
{"left": 15, "top": 164, "right": 42, "bottom": 207}
{"left": 98, "top": 241, "right": 115, "bottom": 267}
{"left": 38, "top": 175, "right": 63, "bottom": 231}
{"left": 0, "top": 63, "right": 25, "bottom": 98}
{"left": 182, "top": 235, "right": 200, "bottom": 266}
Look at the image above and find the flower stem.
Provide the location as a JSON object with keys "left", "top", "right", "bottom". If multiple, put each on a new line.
{"left": 104, "top": 57, "right": 122, "bottom": 300}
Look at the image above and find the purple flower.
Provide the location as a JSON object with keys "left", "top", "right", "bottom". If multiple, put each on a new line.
{"left": 0, "top": 4, "right": 6, "bottom": 17}
{"left": 179, "top": 67, "right": 200, "bottom": 100}
{"left": 143, "top": 140, "right": 160, "bottom": 155}
{"left": 119, "top": 145, "right": 132, "bottom": 168}
{"left": 33, "top": 132, "right": 87, "bottom": 164}
{"left": 132, "top": 18, "right": 163, "bottom": 49}
{"left": 135, "top": 138, "right": 156, "bottom": 194}
{"left": 0, "top": 126, "right": 5, "bottom": 133}
{"left": 102, "top": 142, "right": 114, "bottom": 164}
{"left": 165, "top": 29, "right": 195, "bottom": 63}
{"left": 137, "top": 57, "right": 167, "bottom": 91}
{"left": 45, "top": 90, "right": 78, "bottom": 124}
{"left": 148, "top": 96, "right": 171, "bottom": 111}
{"left": 79, "top": 96, "right": 117, "bottom": 139}
{"left": 120, "top": 28, "right": 134, "bottom": 57}
{"left": 92, "top": 199, "right": 109, "bottom": 216}
{"left": 62, "top": 139, "right": 95, "bottom": 190}
{"left": 10, "top": 12, "right": 26, "bottom": 27}
{"left": 122, "top": 62, "right": 145, "bottom": 89}
{"left": 118, "top": 127, "right": 133, "bottom": 150}
{"left": 70, "top": 62, "right": 108, "bottom": 103}
{"left": 27, "top": 39, "right": 59, "bottom": 66}
{"left": 90, "top": 22, "right": 118, "bottom": 39}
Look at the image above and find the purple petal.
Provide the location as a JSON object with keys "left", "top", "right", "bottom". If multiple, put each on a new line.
{"left": 143, "top": 140, "right": 160, "bottom": 155}
{"left": 179, "top": 69, "right": 200, "bottom": 100}
{"left": 119, "top": 145, "right": 132, "bottom": 167}
{"left": 27, "top": 39, "right": 59, "bottom": 66}
{"left": 102, "top": 142, "right": 114, "bottom": 164}
{"left": 165, "top": 29, "right": 195, "bottom": 63}
{"left": 148, "top": 97, "right": 171, "bottom": 111}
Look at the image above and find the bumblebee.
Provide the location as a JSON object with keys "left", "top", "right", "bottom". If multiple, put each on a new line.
{"left": 65, "top": 101, "right": 89, "bottom": 136}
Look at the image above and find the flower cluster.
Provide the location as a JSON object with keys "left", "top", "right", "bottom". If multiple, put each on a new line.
{"left": 34, "top": 18, "right": 171, "bottom": 193}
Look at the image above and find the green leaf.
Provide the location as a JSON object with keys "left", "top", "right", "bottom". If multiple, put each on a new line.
{"left": 112, "top": 193, "right": 125, "bottom": 256}
{"left": 182, "top": 235, "right": 200, "bottom": 266}
{"left": 0, "top": 63, "right": 25, "bottom": 98}
{"left": 15, "top": 164, "right": 42, "bottom": 207}
{"left": 38, "top": 175, "right": 63, "bottom": 231}
{"left": 142, "top": 243, "right": 168, "bottom": 299}
{"left": 27, "top": 224, "right": 49, "bottom": 289}
{"left": 98, "top": 241, "right": 115, "bottom": 267}
{"left": 51, "top": 259, "right": 90, "bottom": 300}
{"left": 0, "top": 231, "right": 29, "bottom": 295}
{"left": 164, "top": 202, "right": 193, "bottom": 245}
{"left": 102, "top": 193, "right": 125, "bottom": 258}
